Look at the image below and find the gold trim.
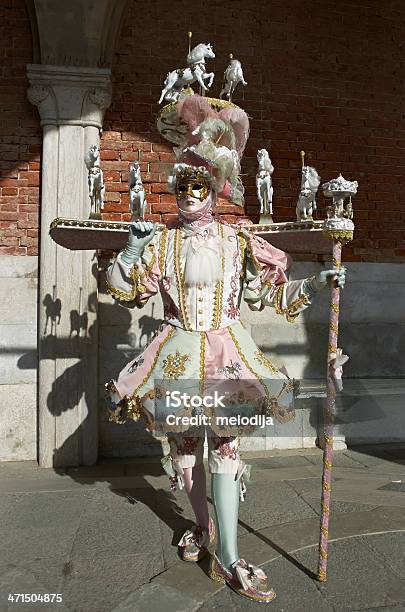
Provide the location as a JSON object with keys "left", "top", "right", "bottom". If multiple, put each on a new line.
{"left": 106, "top": 265, "right": 144, "bottom": 302}
{"left": 318, "top": 569, "right": 327, "bottom": 582}
{"left": 246, "top": 234, "right": 263, "bottom": 270}
{"left": 212, "top": 223, "right": 225, "bottom": 329}
{"left": 159, "top": 227, "right": 169, "bottom": 277}
{"left": 50, "top": 217, "right": 331, "bottom": 237}
{"left": 143, "top": 245, "right": 157, "bottom": 274}
{"left": 238, "top": 231, "right": 247, "bottom": 278}
{"left": 321, "top": 503, "right": 330, "bottom": 513}
{"left": 254, "top": 350, "right": 278, "bottom": 374}
{"left": 131, "top": 326, "right": 175, "bottom": 399}
{"left": 162, "top": 350, "right": 190, "bottom": 380}
{"left": 228, "top": 326, "right": 271, "bottom": 404}
{"left": 212, "top": 281, "right": 221, "bottom": 329}
{"left": 330, "top": 323, "right": 339, "bottom": 334}
{"left": 50, "top": 217, "right": 161, "bottom": 232}
{"left": 174, "top": 228, "right": 191, "bottom": 331}
{"left": 323, "top": 228, "right": 354, "bottom": 243}
{"left": 199, "top": 332, "right": 205, "bottom": 396}
{"left": 331, "top": 303, "right": 339, "bottom": 314}
{"left": 274, "top": 284, "right": 312, "bottom": 323}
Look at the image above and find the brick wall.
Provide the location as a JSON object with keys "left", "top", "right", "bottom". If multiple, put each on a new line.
{"left": 1, "top": 0, "right": 405, "bottom": 262}
{"left": 0, "top": 0, "right": 41, "bottom": 256}
{"left": 101, "top": 0, "right": 405, "bottom": 262}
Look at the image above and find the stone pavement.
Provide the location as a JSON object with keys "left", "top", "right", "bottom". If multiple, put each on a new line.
{"left": 1, "top": 445, "right": 405, "bottom": 612}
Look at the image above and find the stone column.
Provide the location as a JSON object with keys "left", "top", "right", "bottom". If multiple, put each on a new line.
{"left": 27, "top": 65, "right": 111, "bottom": 467}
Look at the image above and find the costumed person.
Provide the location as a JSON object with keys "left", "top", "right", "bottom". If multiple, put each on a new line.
{"left": 104, "top": 96, "right": 346, "bottom": 603}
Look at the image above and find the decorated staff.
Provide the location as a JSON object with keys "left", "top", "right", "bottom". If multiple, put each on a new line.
{"left": 318, "top": 174, "right": 357, "bottom": 581}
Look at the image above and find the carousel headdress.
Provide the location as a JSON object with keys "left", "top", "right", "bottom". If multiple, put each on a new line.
{"left": 159, "top": 94, "right": 250, "bottom": 206}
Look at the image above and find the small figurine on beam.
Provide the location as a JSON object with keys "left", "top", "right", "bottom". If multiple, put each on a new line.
{"left": 256, "top": 148, "right": 274, "bottom": 224}
{"left": 296, "top": 150, "right": 320, "bottom": 222}
{"left": 129, "top": 150, "right": 147, "bottom": 221}
{"left": 219, "top": 53, "right": 247, "bottom": 101}
{"left": 84, "top": 144, "right": 105, "bottom": 220}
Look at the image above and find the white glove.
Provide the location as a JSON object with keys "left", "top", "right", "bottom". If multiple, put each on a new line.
{"left": 120, "top": 221, "right": 156, "bottom": 265}
{"left": 305, "top": 268, "right": 346, "bottom": 295}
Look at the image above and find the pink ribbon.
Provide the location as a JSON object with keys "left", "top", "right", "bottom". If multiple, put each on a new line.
{"left": 234, "top": 561, "right": 267, "bottom": 591}
{"left": 328, "top": 348, "right": 349, "bottom": 392}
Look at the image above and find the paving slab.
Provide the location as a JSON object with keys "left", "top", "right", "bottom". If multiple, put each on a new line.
{"left": 293, "top": 537, "right": 405, "bottom": 611}
{"left": 0, "top": 559, "right": 69, "bottom": 612}
{"left": 246, "top": 455, "right": 314, "bottom": 469}
{"left": 0, "top": 491, "right": 85, "bottom": 564}
{"left": 344, "top": 449, "right": 405, "bottom": 473}
{"left": 304, "top": 451, "right": 368, "bottom": 469}
{"left": 0, "top": 491, "right": 86, "bottom": 531}
{"left": 363, "top": 532, "right": 405, "bottom": 580}
{"left": 60, "top": 553, "right": 163, "bottom": 612}
{"left": 362, "top": 606, "right": 405, "bottom": 611}
{"left": 0, "top": 472, "right": 98, "bottom": 494}
{"left": 112, "top": 583, "right": 201, "bottom": 612}
{"left": 69, "top": 490, "right": 163, "bottom": 561}
{"left": 286, "top": 479, "right": 380, "bottom": 514}
{"left": 238, "top": 465, "right": 319, "bottom": 483}
{"left": 154, "top": 558, "right": 220, "bottom": 604}
{"left": 238, "top": 480, "right": 317, "bottom": 531}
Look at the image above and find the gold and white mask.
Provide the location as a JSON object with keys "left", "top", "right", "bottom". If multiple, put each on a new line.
{"left": 175, "top": 179, "right": 209, "bottom": 201}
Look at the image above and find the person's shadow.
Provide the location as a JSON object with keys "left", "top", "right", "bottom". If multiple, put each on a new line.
{"left": 24, "top": 265, "right": 193, "bottom": 556}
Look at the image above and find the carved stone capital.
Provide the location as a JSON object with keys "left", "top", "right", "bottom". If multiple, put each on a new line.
{"left": 27, "top": 64, "right": 112, "bottom": 129}
{"left": 88, "top": 87, "right": 112, "bottom": 110}
{"left": 27, "top": 84, "right": 51, "bottom": 106}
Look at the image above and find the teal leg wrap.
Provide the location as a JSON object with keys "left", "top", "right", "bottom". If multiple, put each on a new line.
{"left": 211, "top": 473, "right": 240, "bottom": 569}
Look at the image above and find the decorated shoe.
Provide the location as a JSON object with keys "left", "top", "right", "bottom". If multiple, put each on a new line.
{"left": 209, "top": 552, "right": 276, "bottom": 603}
{"left": 178, "top": 517, "right": 216, "bottom": 562}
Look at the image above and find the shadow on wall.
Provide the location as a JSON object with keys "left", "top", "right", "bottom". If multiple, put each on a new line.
{"left": 16, "top": 257, "right": 165, "bottom": 465}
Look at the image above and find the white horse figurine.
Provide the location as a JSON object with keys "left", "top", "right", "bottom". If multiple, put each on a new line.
{"left": 129, "top": 161, "right": 146, "bottom": 220}
{"left": 158, "top": 43, "right": 215, "bottom": 104}
{"left": 296, "top": 166, "right": 320, "bottom": 221}
{"left": 256, "top": 149, "right": 274, "bottom": 216}
{"left": 219, "top": 55, "right": 247, "bottom": 100}
{"left": 84, "top": 145, "right": 105, "bottom": 219}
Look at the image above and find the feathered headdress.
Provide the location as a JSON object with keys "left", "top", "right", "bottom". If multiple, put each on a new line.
{"left": 169, "top": 95, "right": 250, "bottom": 206}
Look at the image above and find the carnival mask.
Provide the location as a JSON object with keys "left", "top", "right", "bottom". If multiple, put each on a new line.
{"left": 175, "top": 176, "right": 209, "bottom": 202}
